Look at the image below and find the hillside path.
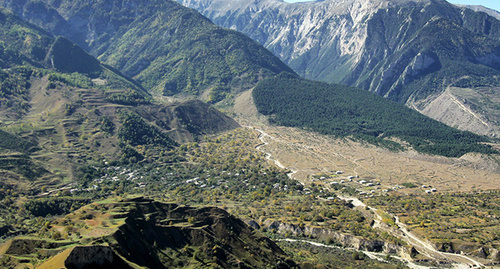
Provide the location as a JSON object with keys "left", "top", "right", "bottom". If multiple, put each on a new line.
{"left": 336, "top": 196, "right": 483, "bottom": 268}
{"left": 248, "top": 125, "right": 484, "bottom": 268}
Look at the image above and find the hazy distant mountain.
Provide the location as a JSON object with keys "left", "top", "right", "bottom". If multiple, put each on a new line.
{"left": 178, "top": 0, "right": 500, "bottom": 137}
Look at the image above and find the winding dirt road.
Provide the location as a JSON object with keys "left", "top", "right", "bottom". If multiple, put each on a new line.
{"left": 277, "top": 238, "right": 431, "bottom": 269}
{"left": 250, "top": 126, "right": 484, "bottom": 269}
{"left": 251, "top": 127, "right": 298, "bottom": 179}
{"left": 337, "top": 196, "right": 483, "bottom": 268}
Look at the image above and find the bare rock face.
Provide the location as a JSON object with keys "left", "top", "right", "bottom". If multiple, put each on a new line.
{"left": 407, "top": 53, "right": 437, "bottom": 77}
{"left": 178, "top": 0, "right": 500, "bottom": 137}
{"left": 490, "top": 248, "right": 500, "bottom": 262}
{"left": 263, "top": 220, "right": 407, "bottom": 255}
{"left": 418, "top": 87, "right": 500, "bottom": 137}
{"left": 177, "top": 0, "right": 500, "bottom": 90}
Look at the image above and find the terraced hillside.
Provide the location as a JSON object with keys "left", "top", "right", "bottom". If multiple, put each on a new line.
{"left": 0, "top": 6, "right": 239, "bottom": 187}
{"left": 0, "top": 197, "right": 294, "bottom": 269}
{"left": 178, "top": 0, "right": 500, "bottom": 136}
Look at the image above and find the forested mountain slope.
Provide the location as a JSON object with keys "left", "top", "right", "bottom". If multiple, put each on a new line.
{"left": 0, "top": 0, "right": 294, "bottom": 101}
{"left": 178, "top": 0, "right": 500, "bottom": 136}
{"left": 253, "top": 73, "right": 497, "bottom": 157}
{"left": 0, "top": 7, "right": 239, "bottom": 189}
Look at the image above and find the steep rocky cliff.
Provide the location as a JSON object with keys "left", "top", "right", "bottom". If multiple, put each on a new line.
{"left": 178, "top": 0, "right": 500, "bottom": 137}
{"left": 263, "top": 220, "right": 407, "bottom": 255}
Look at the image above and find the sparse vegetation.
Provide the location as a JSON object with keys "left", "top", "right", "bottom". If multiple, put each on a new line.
{"left": 366, "top": 191, "right": 500, "bottom": 253}
{"left": 0, "top": 129, "right": 37, "bottom": 153}
{"left": 277, "top": 240, "right": 406, "bottom": 269}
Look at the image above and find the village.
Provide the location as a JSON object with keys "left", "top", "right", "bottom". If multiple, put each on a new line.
{"left": 309, "top": 171, "right": 439, "bottom": 199}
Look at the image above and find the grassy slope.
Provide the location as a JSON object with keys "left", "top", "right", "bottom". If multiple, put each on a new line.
{"left": 0, "top": 7, "right": 145, "bottom": 94}
{"left": 0, "top": 0, "right": 295, "bottom": 100}
{"left": 4, "top": 197, "right": 291, "bottom": 269}
{"left": 0, "top": 130, "right": 37, "bottom": 153}
{"left": 0, "top": 7, "right": 239, "bottom": 186}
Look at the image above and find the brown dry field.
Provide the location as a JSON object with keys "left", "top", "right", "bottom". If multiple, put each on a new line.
{"left": 234, "top": 90, "right": 500, "bottom": 193}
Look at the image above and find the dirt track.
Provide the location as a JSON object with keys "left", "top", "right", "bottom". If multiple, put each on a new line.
{"left": 248, "top": 125, "right": 488, "bottom": 268}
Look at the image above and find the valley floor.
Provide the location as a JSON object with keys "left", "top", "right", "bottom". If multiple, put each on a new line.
{"left": 234, "top": 90, "right": 500, "bottom": 193}
{"left": 233, "top": 89, "right": 500, "bottom": 268}
{"left": 248, "top": 124, "right": 500, "bottom": 268}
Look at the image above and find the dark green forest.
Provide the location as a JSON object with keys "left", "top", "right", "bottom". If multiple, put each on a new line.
{"left": 253, "top": 73, "right": 497, "bottom": 157}
{"left": 117, "top": 111, "right": 178, "bottom": 148}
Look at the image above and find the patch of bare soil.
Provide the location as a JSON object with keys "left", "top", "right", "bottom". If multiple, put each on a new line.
{"left": 233, "top": 90, "right": 500, "bottom": 193}
{"left": 259, "top": 125, "right": 499, "bottom": 192}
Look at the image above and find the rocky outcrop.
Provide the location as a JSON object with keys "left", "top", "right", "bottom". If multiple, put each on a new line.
{"left": 490, "top": 248, "right": 500, "bottom": 262}
{"left": 449, "top": 244, "right": 500, "bottom": 264}
{"left": 178, "top": 0, "right": 500, "bottom": 137}
{"left": 407, "top": 53, "right": 438, "bottom": 77}
{"left": 262, "top": 220, "right": 406, "bottom": 255}
{"left": 417, "top": 87, "right": 500, "bottom": 137}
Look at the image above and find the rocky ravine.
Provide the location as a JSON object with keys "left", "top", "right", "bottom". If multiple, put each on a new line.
{"left": 261, "top": 220, "right": 408, "bottom": 256}
{"left": 415, "top": 86, "right": 500, "bottom": 137}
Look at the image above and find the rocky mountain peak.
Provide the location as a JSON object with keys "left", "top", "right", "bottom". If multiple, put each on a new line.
{"left": 177, "top": 0, "right": 437, "bottom": 66}
{"left": 178, "top": 0, "right": 500, "bottom": 137}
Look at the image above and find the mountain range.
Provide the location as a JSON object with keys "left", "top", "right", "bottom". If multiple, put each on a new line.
{"left": 0, "top": 0, "right": 293, "bottom": 101}
{"left": 0, "top": 0, "right": 499, "bottom": 268}
{"left": 0, "top": 6, "right": 239, "bottom": 188}
{"left": 0, "top": 0, "right": 497, "bottom": 183}
{"left": 178, "top": 0, "right": 500, "bottom": 137}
